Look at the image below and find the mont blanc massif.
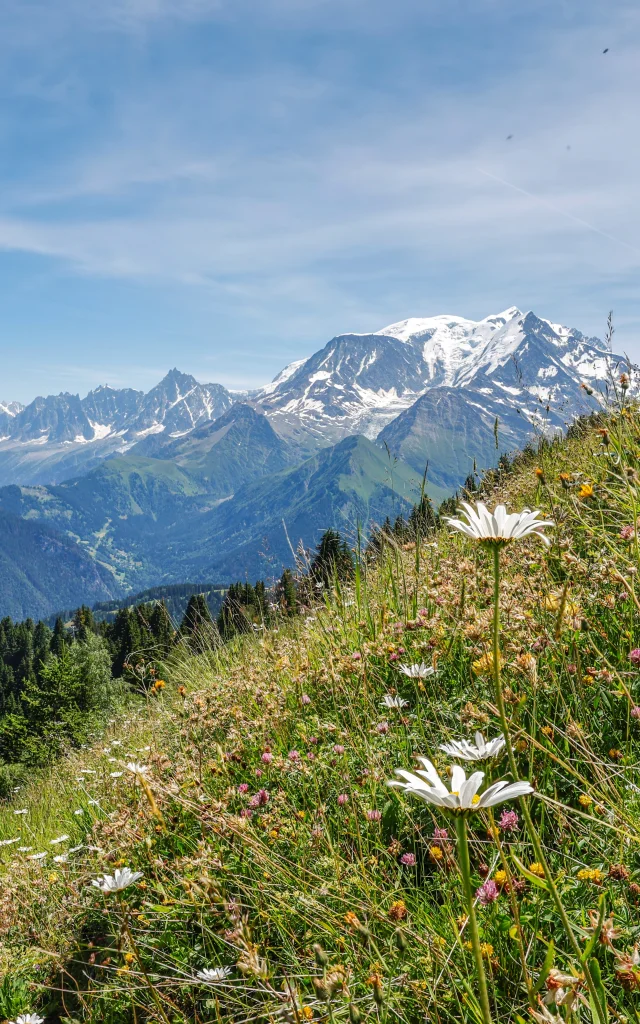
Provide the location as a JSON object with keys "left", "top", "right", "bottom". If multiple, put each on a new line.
{"left": 0, "top": 307, "right": 624, "bottom": 619}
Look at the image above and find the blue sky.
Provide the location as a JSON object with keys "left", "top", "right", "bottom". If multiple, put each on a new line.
{"left": 1, "top": 0, "right": 639, "bottom": 403}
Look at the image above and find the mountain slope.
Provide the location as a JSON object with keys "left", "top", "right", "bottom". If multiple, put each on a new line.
{"left": 252, "top": 308, "right": 621, "bottom": 460}
{"left": 131, "top": 403, "right": 296, "bottom": 497}
{"left": 165, "top": 434, "right": 441, "bottom": 580}
{"left": 0, "top": 371, "right": 234, "bottom": 487}
{"left": 0, "top": 509, "right": 121, "bottom": 620}
{"left": 0, "top": 457, "right": 210, "bottom": 592}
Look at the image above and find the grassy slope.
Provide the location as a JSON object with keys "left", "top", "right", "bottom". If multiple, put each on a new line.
{"left": 3, "top": 410, "right": 640, "bottom": 1021}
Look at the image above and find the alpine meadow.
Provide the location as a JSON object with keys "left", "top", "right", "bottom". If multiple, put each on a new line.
{"left": 2, "top": 1, "right": 640, "bottom": 1022}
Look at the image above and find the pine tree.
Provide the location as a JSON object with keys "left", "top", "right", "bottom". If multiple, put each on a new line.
{"left": 310, "top": 529, "right": 354, "bottom": 588}
{"left": 277, "top": 569, "right": 298, "bottom": 615}
{"left": 180, "top": 595, "right": 217, "bottom": 653}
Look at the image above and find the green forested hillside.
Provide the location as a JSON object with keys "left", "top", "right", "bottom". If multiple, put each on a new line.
{"left": 0, "top": 509, "right": 120, "bottom": 620}
{"left": 0, "top": 432, "right": 441, "bottom": 614}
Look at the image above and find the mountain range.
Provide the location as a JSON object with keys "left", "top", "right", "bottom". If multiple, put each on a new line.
{"left": 0, "top": 307, "right": 628, "bottom": 618}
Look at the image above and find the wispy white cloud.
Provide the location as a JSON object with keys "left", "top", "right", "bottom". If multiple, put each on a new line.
{"left": 1, "top": 0, "right": 640, "bottom": 403}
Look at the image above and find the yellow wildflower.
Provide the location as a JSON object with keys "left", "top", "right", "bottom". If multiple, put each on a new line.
{"left": 480, "top": 943, "right": 494, "bottom": 958}
{"left": 578, "top": 794, "right": 592, "bottom": 808}
{"left": 577, "top": 867, "right": 603, "bottom": 884}
{"left": 494, "top": 870, "right": 508, "bottom": 887}
{"left": 529, "top": 862, "right": 545, "bottom": 878}
{"left": 578, "top": 483, "right": 594, "bottom": 500}
{"left": 472, "top": 652, "right": 503, "bottom": 677}
{"left": 429, "top": 844, "right": 444, "bottom": 861}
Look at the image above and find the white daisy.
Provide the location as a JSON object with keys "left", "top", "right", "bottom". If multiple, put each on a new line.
{"left": 388, "top": 757, "right": 533, "bottom": 813}
{"left": 445, "top": 501, "right": 553, "bottom": 547}
{"left": 10, "top": 1014, "right": 45, "bottom": 1024}
{"left": 91, "top": 867, "right": 143, "bottom": 893}
{"left": 439, "top": 732, "right": 506, "bottom": 762}
{"left": 196, "top": 967, "right": 232, "bottom": 983}
{"left": 126, "top": 762, "right": 150, "bottom": 778}
{"left": 380, "top": 694, "right": 409, "bottom": 709}
{"left": 398, "top": 663, "right": 435, "bottom": 679}
{"left": 50, "top": 835, "right": 70, "bottom": 845}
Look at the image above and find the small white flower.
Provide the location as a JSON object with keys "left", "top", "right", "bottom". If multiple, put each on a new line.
{"left": 91, "top": 867, "right": 143, "bottom": 893}
{"left": 28, "top": 852, "right": 47, "bottom": 862}
{"left": 445, "top": 501, "right": 553, "bottom": 547}
{"left": 398, "top": 663, "right": 434, "bottom": 679}
{"left": 439, "top": 731, "right": 506, "bottom": 762}
{"left": 50, "top": 835, "right": 70, "bottom": 845}
{"left": 380, "top": 694, "right": 409, "bottom": 709}
{"left": 53, "top": 854, "right": 68, "bottom": 864}
{"left": 196, "top": 966, "right": 232, "bottom": 983}
{"left": 74, "top": 809, "right": 85, "bottom": 816}
{"left": 68, "top": 845, "right": 84, "bottom": 854}
{"left": 13, "top": 809, "right": 28, "bottom": 815}
{"left": 388, "top": 758, "right": 533, "bottom": 813}
{"left": 79, "top": 769, "right": 96, "bottom": 775}
{"left": 17, "top": 846, "right": 32, "bottom": 853}
{"left": 111, "top": 741, "right": 122, "bottom": 747}
{"left": 10, "top": 1013, "right": 45, "bottom": 1024}
{"left": 0, "top": 837, "right": 20, "bottom": 846}
{"left": 109, "top": 771, "right": 124, "bottom": 778}
{"left": 126, "top": 762, "right": 150, "bottom": 777}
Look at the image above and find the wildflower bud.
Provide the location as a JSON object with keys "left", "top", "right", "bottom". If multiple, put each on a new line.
{"left": 394, "top": 927, "right": 408, "bottom": 953}
{"left": 478, "top": 862, "right": 490, "bottom": 878}
{"left": 313, "top": 943, "right": 329, "bottom": 967}
{"left": 349, "top": 1004, "right": 362, "bottom": 1023}
{"left": 312, "top": 977, "right": 330, "bottom": 1001}
{"left": 370, "top": 975, "right": 385, "bottom": 1006}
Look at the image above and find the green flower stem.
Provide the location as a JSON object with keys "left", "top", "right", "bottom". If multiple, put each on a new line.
{"left": 490, "top": 544, "right": 606, "bottom": 1024}
{"left": 454, "top": 814, "right": 493, "bottom": 1024}
{"left": 117, "top": 895, "right": 172, "bottom": 1024}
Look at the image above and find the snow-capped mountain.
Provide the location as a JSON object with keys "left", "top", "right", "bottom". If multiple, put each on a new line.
{"left": 0, "top": 401, "right": 24, "bottom": 439}
{"left": 0, "top": 370, "right": 234, "bottom": 486}
{"left": 0, "top": 307, "right": 628, "bottom": 491}
{"left": 252, "top": 307, "right": 620, "bottom": 449}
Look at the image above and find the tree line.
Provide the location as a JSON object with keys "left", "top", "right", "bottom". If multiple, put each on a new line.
{"left": 0, "top": 494, "right": 441, "bottom": 782}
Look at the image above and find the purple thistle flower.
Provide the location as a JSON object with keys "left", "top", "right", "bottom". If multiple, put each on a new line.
{"left": 333, "top": 744, "right": 345, "bottom": 755}
{"left": 400, "top": 852, "right": 416, "bottom": 867}
{"left": 261, "top": 752, "right": 273, "bottom": 764}
{"left": 237, "top": 783, "right": 249, "bottom": 794}
{"left": 249, "top": 789, "right": 269, "bottom": 808}
{"left": 366, "top": 809, "right": 382, "bottom": 821}
{"left": 288, "top": 749, "right": 301, "bottom": 761}
{"left": 337, "top": 793, "right": 349, "bottom": 806}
